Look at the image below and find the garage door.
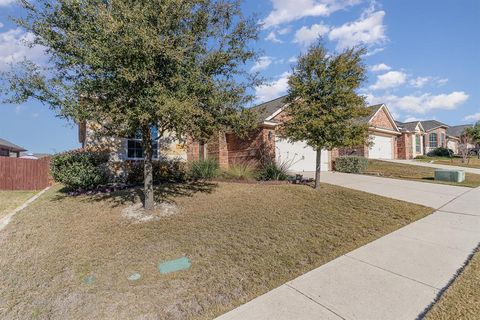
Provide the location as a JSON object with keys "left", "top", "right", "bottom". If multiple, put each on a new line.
{"left": 275, "top": 138, "right": 329, "bottom": 172}
{"left": 368, "top": 135, "right": 393, "bottom": 159}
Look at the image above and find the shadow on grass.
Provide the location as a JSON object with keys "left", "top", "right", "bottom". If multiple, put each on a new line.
{"left": 52, "top": 182, "right": 218, "bottom": 208}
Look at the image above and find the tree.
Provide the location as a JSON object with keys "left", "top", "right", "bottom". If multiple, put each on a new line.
{"left": 466, "top": 122, "right": 480, "bottom": 159}
{"left": 282, "top": 41, "right": 370, "bottom": 189}
{"left": 0, "top": 0, "right": 260, "bottom": 210}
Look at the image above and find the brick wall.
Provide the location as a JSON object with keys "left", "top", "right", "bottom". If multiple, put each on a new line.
{"left": 425, "top": 128, "right": 447, "bottom": 153}
{"left": 226, "top": 128, "right": 275, "bottom": 166}
{"left": 370, "top": 108, "right": 395, "bottom": 130}
{"left": 397, "top": 133, "right": 412, "bottom": 159}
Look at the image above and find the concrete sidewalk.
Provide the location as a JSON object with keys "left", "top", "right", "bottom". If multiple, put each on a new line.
{"left": 384, "top": 159, "right": 480, "bottom": 175}
{"left": 216, "top": 175, "right": 480, "bottom": 320}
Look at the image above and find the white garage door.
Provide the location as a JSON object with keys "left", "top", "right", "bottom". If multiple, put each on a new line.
{"left": 369, "top": 135, "right": 393, "bottom": 159}
{"left": 275, "top": 138, "right": 329, "bottom": 172}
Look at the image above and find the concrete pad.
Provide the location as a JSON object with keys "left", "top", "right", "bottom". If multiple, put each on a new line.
{"left": 215, "top": 285, "right": 342, "bottom": 320}
{"left": 346, "top": 233, "right": 469, "bottom": 289}
{"left": 439, "top": 188, "right": 480, "bottom": 216}
{"left": 395, "top": 214, "right": 480, "bottom": 251}
{"left": 289, "top": 256, "right": 437, "bottom": 320}
{"left": 418, "top": 211, "right": 480, "bottom": 233}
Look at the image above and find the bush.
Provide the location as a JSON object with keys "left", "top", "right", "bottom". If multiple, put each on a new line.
{"left": 414, "top": 155, "right": 428, "bottom": 160}
{"left": 258, "top": 160, "right": 289, "bottom": 181}
{"left": 427, "top": 147, "right": 453, "bottom": 157}
{"left": 50, "top": 149, "right": 110, "bottom": 190}
{"left": 335, "top": 156, "right": 368, "bottom": 173}
{"left": 189, "top": 159, "right": 220, "bottom": 181}
{"left": 222, "top": 161, "right": 258, "bottom": 180}
{"left": 125, "top": 159, "right": 188, "bottom": 185}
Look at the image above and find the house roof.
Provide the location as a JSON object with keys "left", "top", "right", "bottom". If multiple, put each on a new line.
{"left": 250, "top": 95, "right": 288, "bottom": 122}
{"left": 446, "top": 124, "right": 473, "bottom": 138}
{"left": 419, "top": 120, "right": 449, "bottom": 131}
{"left": 20, "top": 152, "right": 50, "bottom": 159}
{"left": 0, "top": 138, "right": 27, "bottom": 152}
{"left": 395, "top": 121, "right": 423, "bottom": 133}
{"left": 354, "top": 104, "right": 383, "bottom": 125}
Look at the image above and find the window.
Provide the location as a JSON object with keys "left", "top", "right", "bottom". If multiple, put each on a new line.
{"left": 126, "top": 127, "right": 159, "bottom": 159}
{"left": 429, "top": 133, "right": 438, "bottom": 148}
{"left": 416, "top": 135, "right": 421, "bottom": 153}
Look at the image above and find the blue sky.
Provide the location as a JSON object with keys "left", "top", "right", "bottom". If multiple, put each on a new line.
{"left": 0, "top": 0, "right": 479, "bottom": 153}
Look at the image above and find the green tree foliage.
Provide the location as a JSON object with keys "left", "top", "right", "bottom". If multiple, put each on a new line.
{"left": 466, "top": 122, "right": 480, "bottom": 159}
{"left": 283, "top": 41, "right": 370, "bottom": 189}
{"left": 0, "top": 0, "right": 260, "bottom": 209}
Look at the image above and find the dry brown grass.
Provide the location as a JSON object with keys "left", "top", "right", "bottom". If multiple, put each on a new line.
{"left": 366, "top": 160, "right": 480, "bottom": 188}
{"left": 0, "top": 182, "right": 433, "bottom": 320}
{"left": 425, "top": 247, "right": 480, "bottom": 320}
{"left": 0, "top": 190, "right": 37, "bottom": 220}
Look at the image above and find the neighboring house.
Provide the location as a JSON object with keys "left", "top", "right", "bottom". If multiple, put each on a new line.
{"left": 0, "top": 138, "right": 27, "bottom": 158}
{"left": 446, "top": 124, "right": 475, "bottom": 154}
{"left": 419, "top": 120, "right": 449, "bottom": 154}
{"left": 19, "top": 152, "right": 51, "bottom": 160}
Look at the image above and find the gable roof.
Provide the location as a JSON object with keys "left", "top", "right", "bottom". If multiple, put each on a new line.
{"left": 395, "top": 121, "right": 424, "bottom": 133}
{"left": 447, "top": 124, "right": 473, "bottom": 138}
{"left": 355, "top": 104, "right": 383, "bottom": 125}
{"left": 250, "top": 95, "right": 288, "bottom": 122}
{"left": 419, "top": 120, "right": 449, "bottom": 131}
{"left": 0, "top": 138, "right": 26, "bottom": 152}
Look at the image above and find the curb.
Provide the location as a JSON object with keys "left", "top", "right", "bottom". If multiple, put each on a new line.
{"left": 0, "top": 187, "right": 51, "bottom": 231}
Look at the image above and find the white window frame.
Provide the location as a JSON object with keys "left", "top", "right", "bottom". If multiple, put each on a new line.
{"left": 126, "top": 127, "right": 160, "bottom": 160}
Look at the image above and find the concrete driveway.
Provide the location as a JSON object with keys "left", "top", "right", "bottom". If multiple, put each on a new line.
{"left": 384, "top": 159, "right": 480, "bottom": 175}
{"left": 216, "top": 174, "right": 480, "bottom": 320}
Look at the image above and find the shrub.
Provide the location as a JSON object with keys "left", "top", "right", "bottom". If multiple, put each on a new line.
{"left": 427, "top": 147, "right": 453, "bottom": 157}
{"left": 189, "top": 159, "right": 220, "bottom": 181}
{"left": 125, "top": 158, "right": 188, "bottom": 185}
{"left": 335, "top": 156, "right": 368, "bottom": 173}
{"left": 414, "top": 155, "right": 428, "bottom": 160}
{"left": 50, "top": 149, "right": 110, "bottom": 190}
{"left": 222, "top": 160, "right": 258, "bottom": 180}
{"left": 258, "top": 160, "right": 289, "bottom": 181}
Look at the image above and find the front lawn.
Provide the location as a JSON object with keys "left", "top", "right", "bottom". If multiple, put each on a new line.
{"left": 0, "top": 190, "right": 37, "bottom": 220}
{"left": 416, "top": 156, "right": 480, "bottom": 169}
{"left": 366, "top": 160, "right": 480, "bottom": 188}
{"left": 425, "top": 247, "right": 480, "bottom": 320}
{"left": 0, "top": 183, "right": 433, "bottom": 320}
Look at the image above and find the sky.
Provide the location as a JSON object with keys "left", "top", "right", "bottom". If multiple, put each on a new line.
{"left": 0, "top": 0, "right": 479, "bottom": 153}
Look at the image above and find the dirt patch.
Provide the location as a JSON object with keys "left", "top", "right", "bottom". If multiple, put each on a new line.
{"left": 122, "top": 201, "right": 179, "bottom": 222}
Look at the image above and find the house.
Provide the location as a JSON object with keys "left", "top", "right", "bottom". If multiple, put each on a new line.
{"left": 446, "top": 124, "right": 475, "bottom": 154}
{"left": 395, "top": 121, "right": 426, "bottom": 159}
{"left": 416, "top": 120, "right": 449, "bottom": 154}
{"left": 0, "top": 138, "right": 27, "bottom": 158}
{"left": 19, "top": 152, "right": 51, "bottom": 160}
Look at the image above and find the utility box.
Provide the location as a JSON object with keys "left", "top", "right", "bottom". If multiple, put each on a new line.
{"left": 434, "top": 169, "right": 466, "bottom": 183}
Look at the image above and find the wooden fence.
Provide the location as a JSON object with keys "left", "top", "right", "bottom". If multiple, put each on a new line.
{"left": 0, "top": 157, "right": 52, "bottom": 190}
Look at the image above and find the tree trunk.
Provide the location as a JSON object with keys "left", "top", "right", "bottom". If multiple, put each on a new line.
{"left": 314, "top": 148, "right": 322, "bottom": 189}
{"left": 142, "top": 125, "right": 155, "bottom": 211}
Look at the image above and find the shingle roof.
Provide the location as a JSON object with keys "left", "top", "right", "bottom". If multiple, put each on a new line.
{"left": 395, "top": 121, "right": 421, "bottom": 132}
{"left": 0, "top": 138, "right": 26, "bottom": 152}
{"left": 250, "top": 95, "right": 288, "bottom": 121}
{"left": 447, "top": 124, "right": 473, "bottom": 138}
{"left": 354, "top": 104, "right": 383, "bottom": 125}
{"left": 419, "top": 120, "right": 449, "bottom": 131}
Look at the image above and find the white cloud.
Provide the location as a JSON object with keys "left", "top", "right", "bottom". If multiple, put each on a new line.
{"left": 464, "top": 113, "right": 480, "bottom": 122}
{"left": 365, "top": 91, "right": 469, "bottom": 114}
{"left": 250, "top": 56, "right": 274, "bottom": 72}
{"left": 293, "top": 23, "right": 330, "bottom": 47}
{"left": 265, "top": 26, "right": 291, "bottom": 43}
{"left": 0, "top": 22, "right": 4, "bottom": 28}
{"left": 0, "top": 28, "right": 47, "bottom": 71}
{"left": 370, "top": 63, "right": 391, "bottom": 72}
{"left": 255, "top": 72, "right": 290, "bottom": 102}
{"left": 288, "top": 56, "right": 298, "bottom": 63}
{"left": 409, "top": 76, "right": 431, "bottom": 88}
{"left": 370, "top": 71, "right": 407, "bottom": 90}
{"left": 364, "top": 47, "right": 385, "bottom": 56}
{"left": 329, "top": 10, "right": 387, "bottom": 50}
{"left": 0, "top": 0, "right": 15, "bottom": 7}
{"left": 437, "top": 78, "right": 448, "bottom": 86}
{"left": 403, "top": 115, "right": 428, "bottom": 122}
{"left": 262, "top": 0, "right": 361, "bottom": 28}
